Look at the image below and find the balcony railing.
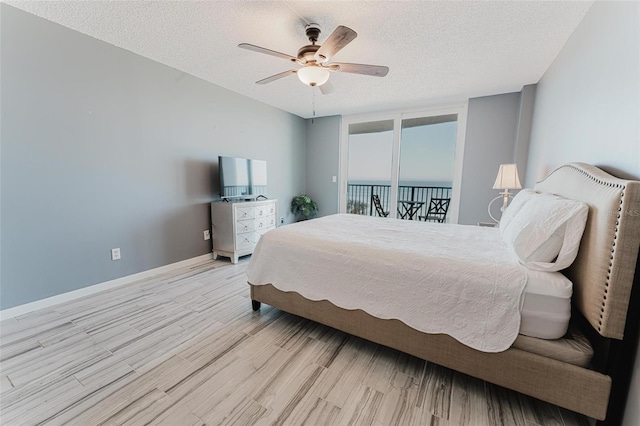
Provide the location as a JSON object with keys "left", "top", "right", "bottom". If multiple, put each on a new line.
{"left": 347, "top": 183, "right": 452, "bottom": 221}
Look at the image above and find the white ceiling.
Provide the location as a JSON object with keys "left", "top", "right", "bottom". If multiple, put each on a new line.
{"left": 7, "top": 1, "right": 593, "bottom": 119}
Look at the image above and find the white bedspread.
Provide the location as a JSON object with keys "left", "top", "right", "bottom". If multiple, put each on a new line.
{"left": 246, "top": 214, "right": 528, "bottom": 352}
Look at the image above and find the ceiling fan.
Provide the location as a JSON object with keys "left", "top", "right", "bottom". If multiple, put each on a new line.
{"left": 239, "top": 24, "right": 389, "bottom": 94}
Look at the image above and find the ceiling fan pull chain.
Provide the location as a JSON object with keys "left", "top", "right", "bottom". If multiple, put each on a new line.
{"left": 312, "top": 88, "right": 316, "bottom": 122}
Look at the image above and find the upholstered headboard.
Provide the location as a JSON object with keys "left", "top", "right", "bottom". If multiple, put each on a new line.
{"left": 534, "top": 163, "right": 640, "bottom": 339}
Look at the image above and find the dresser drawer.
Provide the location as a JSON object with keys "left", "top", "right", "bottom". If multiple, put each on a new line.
{"left": 265, "top": 203, "right": 276, "bottom": 216}
{"left": 236, "top": 219, "right": 255, "bottom": 233}
{"left": 254, "top": 215, "right": 276, "bottom": 231}
{"left": 255, "top": 205, "right": 269, "bottom": 218}
{"left": 235, "top": 231, "right": 258, "bottom": 251}
{"left": 235, "top": 206, "right": 255, "bottom": 220}
{"left": 265, "top": 215, "right": 276, "bottom": 227}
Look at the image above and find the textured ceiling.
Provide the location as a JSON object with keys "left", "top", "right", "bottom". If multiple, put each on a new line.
{"left": 7, "top": 1, "right": 593, "bottom": 119}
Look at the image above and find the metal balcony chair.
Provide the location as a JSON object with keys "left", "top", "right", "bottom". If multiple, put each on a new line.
{"left": 371, "top": 194, "right": 389, "bottom": 217}
{"left": 420, "top": 198, "right": 450, "bottom": 223}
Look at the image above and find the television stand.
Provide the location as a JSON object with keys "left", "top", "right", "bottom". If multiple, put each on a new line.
{"left": 210, "top": 199, "right": 278, "bottom": 263}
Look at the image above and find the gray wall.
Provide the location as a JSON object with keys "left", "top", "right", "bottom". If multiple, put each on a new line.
{"left": 457, "top": 92, "right": 522, "bottom": 225}
{"left": 524, "top": 2, "right": 639, "bottom": 425}
{"left": 0, "top": 5, "right": 306, "bottom": 310}
{"left": 305, "top": 116, "right": 341, "bottom": 217}
{"left": 302, "top": 93, "right": 535, "bottom": 226}
{"left": 525, "top": 2, "right": 639, "bottom": 185}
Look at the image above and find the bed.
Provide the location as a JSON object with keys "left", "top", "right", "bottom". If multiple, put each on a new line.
{"left": 247, "top": 163, "right": 640, "bottom": 424}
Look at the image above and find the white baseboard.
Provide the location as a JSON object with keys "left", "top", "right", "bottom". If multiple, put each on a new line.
{"left": 0, "top": 253, "right": 213, "bottom": 321}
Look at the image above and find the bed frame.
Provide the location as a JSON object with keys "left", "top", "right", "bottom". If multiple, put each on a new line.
{"left": 250, "top": 163, "right": 640, "bottom": 424}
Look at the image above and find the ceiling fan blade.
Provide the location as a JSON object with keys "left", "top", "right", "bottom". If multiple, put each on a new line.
{"left": 319, "top": 80, "right": 334, "bottom": 95}
{"left": 329, "top": 62, "right": 389, "bottom": 77}
{"left": 256, "top": 69, "right": 297, "bottom": 85}
{"left": 239, "top": 43, "right": 300, "bottom": 63}
{"left": 314, "top": 26, "right": 357, "bottom": 63}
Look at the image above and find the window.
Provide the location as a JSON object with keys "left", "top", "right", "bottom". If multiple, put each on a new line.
{"left": 340, "top": 106, "right": 467, "bottom": 222}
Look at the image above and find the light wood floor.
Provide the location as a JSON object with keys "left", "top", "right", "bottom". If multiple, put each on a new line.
{"left": 0, "top": 258, "right": 593, "bottom": 426}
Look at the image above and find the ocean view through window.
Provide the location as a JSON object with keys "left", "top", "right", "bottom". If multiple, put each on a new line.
{"left": 345, "top": 117, "right": 456, "bottom": 221}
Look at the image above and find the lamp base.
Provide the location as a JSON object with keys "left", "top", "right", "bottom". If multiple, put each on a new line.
{"left": 488, "top": 190, "right": 514, "bottom": 223}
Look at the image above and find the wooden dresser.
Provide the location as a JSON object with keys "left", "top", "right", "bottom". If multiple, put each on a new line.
{"left": 210, "top": 199, "right": 277, "bottom": 263}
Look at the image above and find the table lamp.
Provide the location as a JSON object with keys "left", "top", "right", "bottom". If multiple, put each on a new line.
{"left": 488, "top": 163, "right": 522, "bottom": 222}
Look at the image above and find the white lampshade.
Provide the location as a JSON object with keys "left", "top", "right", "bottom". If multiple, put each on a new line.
{"left": 493, "top": 163, "right": 522, "bottom": 190}
{"left": 297, "top": 66, "right": 330, "bottom": 87}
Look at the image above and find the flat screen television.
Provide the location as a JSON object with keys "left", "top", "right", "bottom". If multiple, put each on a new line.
{"left": 219, "top": 156, "right": 267, "bottom": 200}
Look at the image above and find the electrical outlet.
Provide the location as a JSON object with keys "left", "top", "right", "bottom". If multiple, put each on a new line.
{"left": 280, "top": 217, "right": 284, "bottom": 224}
{"left": 204, "top": 230, "right": 211, "bottom": 240}
{"left": 111, "top": 248, "right": 121, "bottom": 261}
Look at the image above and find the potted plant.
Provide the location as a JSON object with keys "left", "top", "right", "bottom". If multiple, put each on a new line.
{"left": 290, "top": 195, "right": 318, "bottom": 221}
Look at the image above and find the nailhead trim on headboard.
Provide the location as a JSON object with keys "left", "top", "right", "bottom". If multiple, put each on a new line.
{"left": 563, "top": 164, "right": 625, "bottom": 333}
{"left": 599, "top": 189, "right": 625, "bottom": 332}
{"left": 535, "top": 162, "right": 639, "bottom": 339}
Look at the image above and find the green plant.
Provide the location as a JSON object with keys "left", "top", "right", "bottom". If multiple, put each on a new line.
{"left": 347, "top": 200, "right": 368, "bottom": 215}
{"left": 290, "top": 195, "right": 318, "bottom": 221}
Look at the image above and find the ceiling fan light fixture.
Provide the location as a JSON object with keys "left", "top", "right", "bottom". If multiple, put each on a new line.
{"left": 240, "top": 24, "right": 388, "bottom": 90}
{"left": 297, "top": 66, "right": 330, "bottom": 87}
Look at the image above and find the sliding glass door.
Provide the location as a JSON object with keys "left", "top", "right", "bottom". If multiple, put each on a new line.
{"left": 346, "top": 120, "right": 395, "bottom": 217}
{"left": 340, "top": 106, "right": 466, "bottom": 223}
{"left": 396, "top": 116, "right": 458, "bottom": 222}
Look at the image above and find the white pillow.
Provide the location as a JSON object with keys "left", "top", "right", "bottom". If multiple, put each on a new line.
{"left": 502, "top": 192, "right": 588, "bottom": 271}
{"left": 499, "top": 189, "right": 538, "bottom": 235}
